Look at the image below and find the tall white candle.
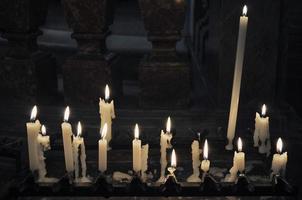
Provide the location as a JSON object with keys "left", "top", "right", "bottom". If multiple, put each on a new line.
{"left": 226, "top": 5, "right": 249, "bottom": 150}
{"left": 254, "top": 104, "right": 271, "bottom": 155}
{"left": 99, "top": 84, "right": 116, "bottom": 144}
{"left": 187, "top": 140, "right": 201, "bottom": 182}
{"left": 271, "top": 138, "right": 288, "bottom": 176}
{"left": 132, "top": 124, "right": 142, "bottom": 173}
{"left": 158, "top": 117, "right": 173, "bottom": 182}
{"left": 98, "top": 123, "right": 108, "bottom": 173}
{"left": 26, "top": 105, "right": 41, "bottom": 172}
{"left": 61, "top": 106, "right": 75, "bottom": 172}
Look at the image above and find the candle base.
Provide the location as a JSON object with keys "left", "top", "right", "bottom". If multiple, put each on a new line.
{"left": 160, "top": 174, "right": 181, "bottom": 196}
{"left": 235, "top": 174, "right": 254, "bottom": 193}
{"left": 52, "top": 173, "right": 73, "bottom": 193}
{"left": 127, "top": 173, "right": 147, "bottom": 193}
{"left": 272, "top": 175, "right": 295, "bottom": 195}
{"left": 93, "top": 173, "right": 113, "bottom": 194}
{"left": 200, "top": 174, "right": 221, "bottom": 192}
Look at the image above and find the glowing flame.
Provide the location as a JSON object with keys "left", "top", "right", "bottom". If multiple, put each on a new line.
{"left": 277, "top": 137, "right": 283, "bottom": 153}
{"left": 41, "top": 125, "right": 46, "bottom": 135}
{"left": 171, "top": 149, "right": 177, "bottom": 168}
{"left": 242, "top": 5, "right": 248, "bottom": 16}
{"left": 101, "top": 123, "right": 108, "bottom": 139}
{"left": 238, "top": 137, "right": 243, "bottom": 152}
{"left": 30, "top": 105, "right": 37, "bottom": 121}
{"left": 261, "top": 104, "right": 267, "bottom": 116}
{"left": 166, "top": 117, "right": 171, "bottom": 133}
{"left": 134, "top": 123, "right": 139, "bottom": 139}
{"left": 64, "top": 106, "right": 70, "bottom": 122}
{"left": 203, "top": 139, "right": 209, "bottom": 160}
{"left": 77, "top": 122, "right": 82, "bottom": 137}
{"left": 105, "top": 84, "right": 110, "bottom": 100}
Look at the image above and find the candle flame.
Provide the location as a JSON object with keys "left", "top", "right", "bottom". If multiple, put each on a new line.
{"left": 242, "top": 5, "right": 247, "bottom": 16}
{"left": 203, "top": 139, "right": 209, "bottom": 160}
{"left": 261, "top": 104, "right": 267, "bottom": 116}
{"left": 41, "top": 125, "right": 46, "bottom": 135}
{"left": 101, "top": 123, "right": 108, "bottom": 139}
{"left": 105, "top": 84, "right": 110, "bottom": 100}
{"left": 64, "top": 106, "right": 70, "bottom": 122}
{"left": 171, "top": 149, "right": 177, "bottom": 168}
{"left": 277, "top": 137, "right": 283, "bottom": 153}
{"left": 166, "top": 117, "right": 171, "bottom": 133}
{"left": 238, "top": 137, "right": 243, "bottom": 152}
{"left": 77, "top": 121, "right": 82, "bottom": 137}
{"left": 134, "top": 123, "right": 139, "bottom": 139}
{"left": 30, "top": 105, "right": 37, "bottom": 121}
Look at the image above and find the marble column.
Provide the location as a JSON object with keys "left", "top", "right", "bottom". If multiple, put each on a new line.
{"left": 0, "top": 0, "right": 58, "bottom": 104}
{"left": 62, "top": 0, "right": 116, "bottom": 104}
{"left": 138, "top": 0, "right": 190, "bottom": 108}
{"left": 217, "top": 0, "right": 282, "bottom": 109}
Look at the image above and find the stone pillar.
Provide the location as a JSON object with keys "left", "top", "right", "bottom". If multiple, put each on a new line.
{"left": 0, "top": 0, "right": 58, "bottom": 104}
{"left": 62, "top": 0, "right": 116, "bottom": 104}
{"left": 217, "top": 0, "right": 282, "bottom": 109}
{"left": 138, "top": 0, "right": 190, "bottom": 108}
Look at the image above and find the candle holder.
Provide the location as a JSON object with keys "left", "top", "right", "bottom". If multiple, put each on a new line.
{"left": 160, "top": 167, "right": 181, "bottom": 196}
{"left": 272, "top": 174, "right": 296, "bottom": 195}
{"left": 92, "top": 173, "right": 113, "bottom": 194}
{"left": 127, "top": 171, "right": 147, "bottom": 194}
{"left": 200, "top": 173, "right": 221, "bottom": 193}
{"left": 18, "top": 172, "right": 39, "bottom": 194}
{"left": 52, "top": 173, "right": 73, "bottom": 193}
{"left": 234, "top": 173, "right": 254, "bottom": 194}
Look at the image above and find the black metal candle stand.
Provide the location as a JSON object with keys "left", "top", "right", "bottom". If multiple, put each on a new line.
{"left": 7, "top": 172, "right": 298, "bottom": 198}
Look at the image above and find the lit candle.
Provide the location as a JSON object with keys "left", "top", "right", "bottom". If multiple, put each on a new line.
{"left": 254, "top": 104, "right": 271, "bottom": 155}
{"left": 99, "top": 84, "right": 116, "bottom": 145}
{"left": 98, "top": 123, "right": 108, "bottom": 173}
{"left": 158, "top": 117, "right": 173, "bottom": 182}
{"left": 73, "top": 122, "right": 89, "bottom": 182}
{"left": 271, "top": 138, "right": 288, "bottom": 176}
{"left": 234, "top": 137, "right": 245, "bottom": 174}
{"left": 187, "top": 140, "right": 201, "bottom": 182}
{"left": 201, "top": 139, "right": 210, "bottom": 173}
{"left": 26, "top": 105, "right": 41, "bottom": 172}
{"left": 37, "top": 125, "right": 50, "bottom": 182}
{"left": 61, "top": 106, "right": 75, "bottom": 173}
{"left": 132, "top": 124, "right": 142, "bottom": 173}
{"left": 226, "top": 5, "right": 249, "bottom": 150}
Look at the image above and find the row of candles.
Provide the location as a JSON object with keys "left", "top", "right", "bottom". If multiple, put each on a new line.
{"left": 25, "top": 5, "right": 288, "bottom": 183}
{"left": 26, "top": 103, "right": 287, "bottom": 184}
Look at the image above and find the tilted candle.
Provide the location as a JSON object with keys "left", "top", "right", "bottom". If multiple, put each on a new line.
{"left": 226, "top": 5, "right": 249, "bottom": 150}
{"left": 61, "top": 106, "right": 75, "bottom": 173}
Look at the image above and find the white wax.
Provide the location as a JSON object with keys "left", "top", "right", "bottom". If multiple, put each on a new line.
{"left": 132, "top": 138, "right": 142, "bottom": 172}
{"left": 254, "top": 112, "right": 270, "bottom": 154}
{"left": 141, "top": 144, "right": 149, "bottom": 182}
{"left": 61, "top": 122, "right": 75, "bottom": 172}
{"left": 271, "top": 152, "right": 287, "bottom": 175}
{"left": 234, "top": 151, "right": 245, "bottom": 173}
{"left": 99, "top": 99, "right": 115, "bottom": 144}
{"left": 26, "top": 120, "right": 41, "bottom": 172}
{"left": 159, "top": 130, "right": 173, "bottom": 180}
{"left": 73, "top": 136, "right": 83, "bottom": 180}
{"left": 98, "top": 138, "right": 107, "bottom": 173}
{"left": 226, "top": 14, "right": 248, "bottom": 150}
{"left": 37, "top": 134, "right": 50, "bottom": 181}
